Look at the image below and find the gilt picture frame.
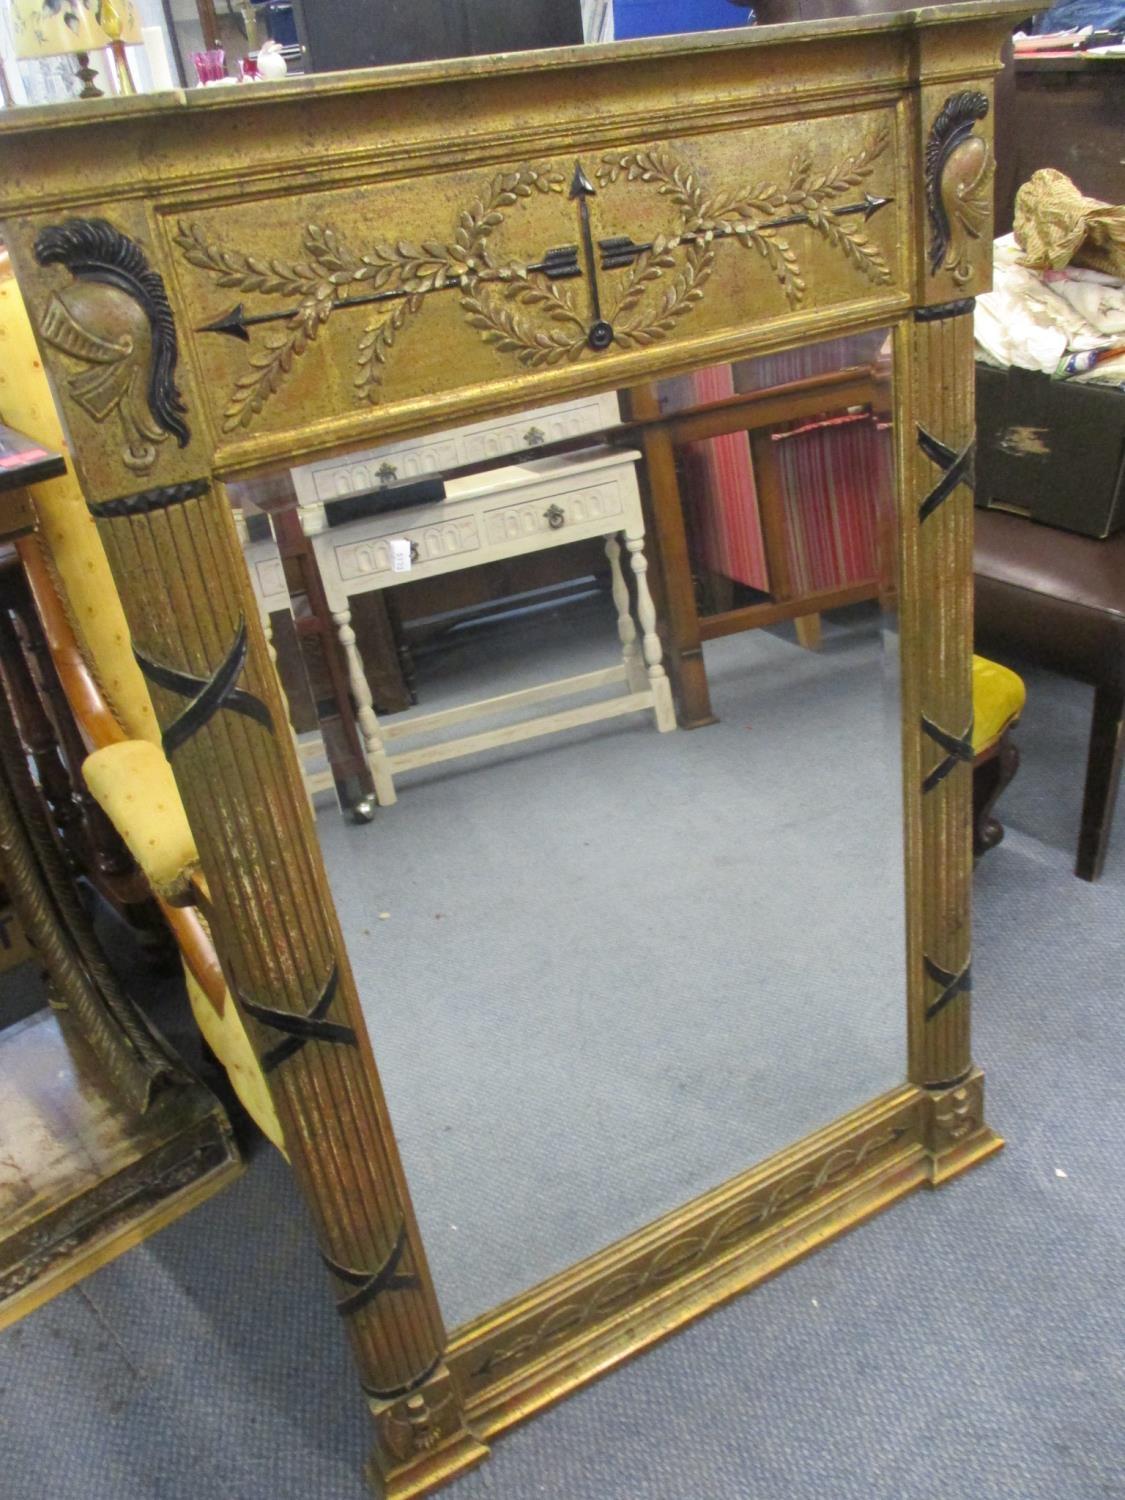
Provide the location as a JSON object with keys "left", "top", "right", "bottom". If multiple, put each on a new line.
{"left": 0, "top": 7, "right": 1024, "bottom": 1491}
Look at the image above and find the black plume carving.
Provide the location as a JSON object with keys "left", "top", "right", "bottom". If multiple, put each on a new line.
{"left": 35, "top": 218, "right": 190, "bottom": 447}
{"left": 924, "top": 91, "right": 990, "bottom": 277}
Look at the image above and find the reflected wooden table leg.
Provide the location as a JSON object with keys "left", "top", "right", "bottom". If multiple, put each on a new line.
{"left": 333, "top": 605, "right": 397, "bottom": 807}
{"left": 606, "top": 532, "right": 647, "bottom": 695}
{"left": 626, "top": 530, "right": 676, "bottom": 733}
{"left": 626, "top": 385, "right": 718, "bottom": 730}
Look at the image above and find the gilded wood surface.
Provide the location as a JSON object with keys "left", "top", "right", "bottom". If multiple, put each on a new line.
{"left": 920, "top": 82, "right": 996, "bottom": 300}
{"left": 0, "top": 5, "right": 1023, "bottom": 497}
{"left": 453, "top": 1084, "right": 996, "bottom": 1445}
{"left": 925, "top": 91, "right": 994, "bottom": 286}
{"left": 165, "top": 115, "right": 902, "bottom": 446}
{"left": 89, "top": 481, "right": 477, "bottom": 1469}
{"left": 0, "top": 8, "right": 1023, "bottom": 1493}
{"left": 451, "top": 1090, "right": 921, "bottom": 1405}
{"left": 897, "top": 305, "right": 977, "bottom": 1091}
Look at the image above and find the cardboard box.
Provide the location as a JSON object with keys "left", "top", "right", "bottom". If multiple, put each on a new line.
{"left": 975, "top": 363, "right": 1125, "bottom": 539}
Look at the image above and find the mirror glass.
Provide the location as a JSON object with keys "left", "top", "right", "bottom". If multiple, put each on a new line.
{"left": 230, "top": 326, "right": 904, "bottom": 1329}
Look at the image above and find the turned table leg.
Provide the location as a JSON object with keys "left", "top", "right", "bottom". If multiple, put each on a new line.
{"left": 605, "top": 532, "right": 647, "bottom": 695}
{"left": 626, "top": 387, "right": 717, "bottom": 730}
{"left": 333, "top": 606, "right": 397, "bottom": 807}
{"left": 626, "top": 531, "right": 675, "bottom": 733}
{"left": 972, "top": 730, "right": 1020, "bottom": 858}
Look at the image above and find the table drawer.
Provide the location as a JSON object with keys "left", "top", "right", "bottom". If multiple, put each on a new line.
{"left": 313, "top": 446, "right": 642, "bottom": 607}
{"left": 297, "top": 434, "right": 462, "bottom": 506}
{"left": 483, "top": 479, "right": 626, "bottom": 546}
{"left": 328, "top": 514, "right": 483, "bottom": 588}
{"left": 458, "top": 393, "right": 622, "bottom": 463}
{"left": 291, "top": 393, "right": 622, "bottom": 510}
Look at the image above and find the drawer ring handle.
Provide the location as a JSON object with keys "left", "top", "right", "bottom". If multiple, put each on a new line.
{"left": 544, "top": 504, "right": 566, "bottom": 530}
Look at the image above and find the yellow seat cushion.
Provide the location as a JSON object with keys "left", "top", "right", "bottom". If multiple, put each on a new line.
{"left": 86, "top": 743, "right": 286, "bottom": 1152}
{"left": 83, "top": 741, "right": 199, "bottom": 902}
{"left": 184, "top": 970, "right": 286, "bottom": 1155}
{"left": 0, "top": 255, "right": 160, "bottom": 747}
{"left": 971, "top": 654, "right": 1026, "bottom": 755}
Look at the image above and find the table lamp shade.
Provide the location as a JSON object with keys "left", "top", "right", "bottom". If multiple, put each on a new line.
{"left": 9, "top": 0, "right": 142, "bottom": 60}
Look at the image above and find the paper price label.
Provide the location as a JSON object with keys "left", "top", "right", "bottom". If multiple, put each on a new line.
{"left": 389, "top": 538, "right": 413, "bottom": 573}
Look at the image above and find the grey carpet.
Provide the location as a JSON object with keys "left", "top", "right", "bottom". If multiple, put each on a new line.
{"left": 1, "top": 644, "right": 1122, "bottom": 1500}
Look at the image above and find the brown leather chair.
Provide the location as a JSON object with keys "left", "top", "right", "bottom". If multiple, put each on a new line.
{"left": 974, "top": 508, "right": 1125, "bottom": 881}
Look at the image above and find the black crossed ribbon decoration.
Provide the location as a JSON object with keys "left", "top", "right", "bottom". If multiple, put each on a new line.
{"left": 914, "top": 298, "right": 975, "bottom": 324}
{"left": 324, "top": 1214, "right": 442, "bottom": 1403}
{"left": 322, "top": 1221, "right": 421, "bottom": 1319}
{"left": 921, "top": 713, "right": 975, "bottom": 794}
{"left": 916, "top": 424, "right": 975, "bottom": 524}
{"left": 239, "top": 962, "right": 354, "bottom": 1072}
{"left": 924, "top": 954, "right": 972, "bottom": 1021}
{"left": 133, "top": 616, "right": 274, "bottom": 757}
{"left": 361, "top": 1353, "right": 444, "bottom": 1405}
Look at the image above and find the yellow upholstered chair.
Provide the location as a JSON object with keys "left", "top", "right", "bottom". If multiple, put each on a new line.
{"left": 0, "top": 250, "right": 283, "bottom": 1151}
{"left": 971, "top": 653, "right": 1026, "bottom": 857}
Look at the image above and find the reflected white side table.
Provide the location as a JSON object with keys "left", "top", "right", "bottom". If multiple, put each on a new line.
{"left": 300, "top": 446, "right": 676, "bottom": 806}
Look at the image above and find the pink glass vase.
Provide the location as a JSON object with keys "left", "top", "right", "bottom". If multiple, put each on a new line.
{"left": 191, "top": 49, "right": 226, "bottom": 85}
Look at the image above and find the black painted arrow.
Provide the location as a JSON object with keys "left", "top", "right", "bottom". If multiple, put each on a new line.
{"left": 598, "top": 192, "right": 894, "bottom": 269}
{"left": 569, "top": 161, "right": 614, "bottom": 352}
{"left": 197, "top": 244, "right": 583, "bottom": 342}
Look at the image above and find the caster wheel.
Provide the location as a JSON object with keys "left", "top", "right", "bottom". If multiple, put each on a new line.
{"left": 351, "top": 796, "right": 377, "bottom": 824}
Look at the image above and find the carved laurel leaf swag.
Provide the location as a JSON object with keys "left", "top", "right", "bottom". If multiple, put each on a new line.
{"left": 176, "top": 127, "right": 891, "bottom": 433}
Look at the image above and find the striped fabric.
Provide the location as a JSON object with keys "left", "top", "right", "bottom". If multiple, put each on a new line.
{"left": 673, "top": 354, "right": 892, "bottom": 601}
{"left": 681, "top": 363, "right": 771, "bottom": 592}
{"left": 773, "top": 411, "right": 892, "bottom": 595}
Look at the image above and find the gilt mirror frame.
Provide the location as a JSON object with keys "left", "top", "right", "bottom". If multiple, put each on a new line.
{"left": 0, "top": 5, "right": 1025, "bottom": 1491}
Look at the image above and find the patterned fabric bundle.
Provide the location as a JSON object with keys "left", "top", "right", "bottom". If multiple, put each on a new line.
{"left": 1014, "top": 168, "right": 1125, "bottom": 279}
